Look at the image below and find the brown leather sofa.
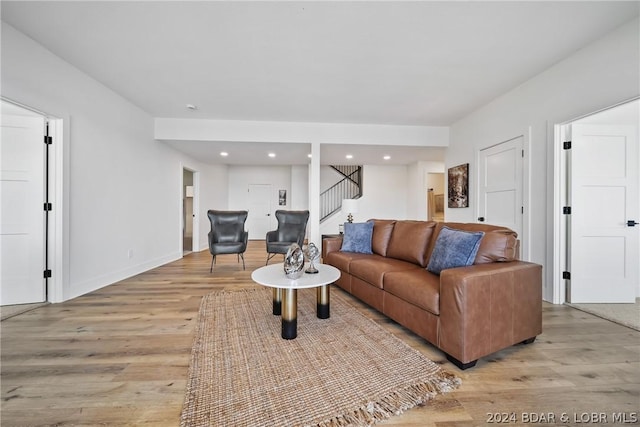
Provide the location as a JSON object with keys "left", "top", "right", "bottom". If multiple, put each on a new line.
{"left": 323, "top": 219, "right": 542, "bottom": 369}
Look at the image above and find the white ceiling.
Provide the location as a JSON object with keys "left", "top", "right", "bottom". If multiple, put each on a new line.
{"left": 2, "top": 1, "right": 638, "bottom": 165}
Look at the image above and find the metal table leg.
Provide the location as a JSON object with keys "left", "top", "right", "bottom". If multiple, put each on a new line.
{"left": 316, "top": 285, "right": 330, "bottom": 319}
{"left": 281, "top": 288, "right": 297, "bottom": 339}
{"left": 272, "top": 288, "right": 282, "bottom": 315}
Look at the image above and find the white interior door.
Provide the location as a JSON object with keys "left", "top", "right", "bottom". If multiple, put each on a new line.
{"left": 478, "top": 136, "right": 523, "bottom": 239}
{"left": 1, "top": 109, "right": 46, "bottom": 305}
{"left": 568, "top": 124, "right": 638, "bottom": 303}
{"left": 247, "top": 184, "right": 272, "bottom": 240}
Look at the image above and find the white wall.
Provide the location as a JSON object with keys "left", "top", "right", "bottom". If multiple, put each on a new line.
{"left": 226, "top": 163, "right": 412, "bottom": 243}
{"left": 361, "top": 165, "right": 408, "bottom": 220}
{"left": 320, "top": 160, "right": 443, "bottom": 235}
{"left": 1, "top": 23, "right": 220, "bottom": 301}
{"left": 227, "top": 165, "right": 295, "bottom": 238}
{"left": 290, "top": 165, "right": 309, "bottom": 211}
{"left": 320, "top": 165, "right": 409, "bottom": 236}
{"left": 406, "top": 163, "right": 424, "bottom": 220}
{"left": 448, "top": 18, "right": 639, "bottom": 301}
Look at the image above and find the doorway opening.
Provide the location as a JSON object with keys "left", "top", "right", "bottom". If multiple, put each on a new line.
{"left": 553, "top": 98, "right": 639, "bottom": 305}
{"left": 426, "top": 173, "right": 445, "bottom": 221}
{"left": 183, "top": 168, "right": 194, "bottom": 255}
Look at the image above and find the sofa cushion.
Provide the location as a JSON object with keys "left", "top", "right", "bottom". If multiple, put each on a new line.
{"left": 474, "top": 230, "right": 518, "bottom": 263}
{"left": 426, "top": 222, "right": 518, "bottom": 264}
{"left": 385, "top": 221, "right": 436, "bottom": 267}
{"left": 340, "top": 221, "right": 374, "bottom": 254}
{"left": 324, "top": 250, "right": 373, "bottom": 273}
{"left": 369, "top": 219, "right": 396, "bottom": 256}
{"left": 426, "top": 226, "right": 484, "bottom": 274}
{"left": 350, "top": 256, "right": 421, "bottom": 289}
{"left": 383, "top": 269, "right": 441, "bottom": 316}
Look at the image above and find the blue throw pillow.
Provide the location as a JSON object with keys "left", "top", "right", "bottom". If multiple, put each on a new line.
{"left": 427, "top": 226, "right": 484, "bottom": 275}
{"left": 340, "top": 221, "right": 374, "bottom": 254}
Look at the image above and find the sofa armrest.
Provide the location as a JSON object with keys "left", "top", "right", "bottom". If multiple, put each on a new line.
{"left": 322, "top": 237, "right": 343, "bottom": 260}
{"left": 438, "top": 261, "right": 542, "bottom": 365}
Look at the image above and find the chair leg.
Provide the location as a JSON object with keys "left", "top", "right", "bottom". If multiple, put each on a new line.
{"left": 266, "top": 252, "right": 276, "bottom": 265}
{"left": 210, "top": 255, "right": 216, "bottom": 273}
{"left": 240, "top": 253, "right": 245, "bottom": 270}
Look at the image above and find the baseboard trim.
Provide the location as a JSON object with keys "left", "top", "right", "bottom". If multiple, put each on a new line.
{"left": 65, "top": 252, "right": 182, "bottom": 302}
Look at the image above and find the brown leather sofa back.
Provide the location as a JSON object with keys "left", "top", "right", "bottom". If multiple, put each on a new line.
{"left": 380, "top": 220, "right": 437, "bottom": 267}
{"left": 368, "top": 219, "right": 518, "bottom": 268}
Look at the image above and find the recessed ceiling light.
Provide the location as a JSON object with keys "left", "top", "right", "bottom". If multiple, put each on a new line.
{"left": 346, "top": 154, "right": 353, "bottom": 159}
{"left": 383, "top": 155, "right": 391, "bottom": 160}
{"left": 268, "top": 153, "right": 276, "bottom": 158}
{"left": 307, "top": 154, "right": 312, "bottom": 158}
{"left": 220, "top": 152, "right": 228, "bottom": 157}
{"left": 186, "top": 104, "right": 198, "bottom": 110}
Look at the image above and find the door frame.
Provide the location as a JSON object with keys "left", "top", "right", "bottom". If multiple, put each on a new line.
{"left": 552, "top": 96, "right": 640, "bottom": 304}
{"left": 1, "top": 97, "right": 67, "bottom": 303}
{"left": 180, "top": 164, "right": 199, "bottom": 255}
{"left": 48, "top": 115, "right": 66, "bottom": 303}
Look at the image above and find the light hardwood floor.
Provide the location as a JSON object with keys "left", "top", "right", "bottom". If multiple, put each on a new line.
{"left": 2, "top": 241, "right": 639, "bottom": 426}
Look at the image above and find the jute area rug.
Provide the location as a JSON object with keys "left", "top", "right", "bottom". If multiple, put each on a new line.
{"left": 180, "top": 287, "right": 461, "bottom": 427}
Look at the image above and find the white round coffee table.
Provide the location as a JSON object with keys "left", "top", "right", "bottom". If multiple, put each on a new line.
{"left": 251, "top": 262, "right": 340, "bottom": 339}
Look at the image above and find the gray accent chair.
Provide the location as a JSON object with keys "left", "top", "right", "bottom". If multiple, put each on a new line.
{"left": 207, "top": 210, "right": 249, "bottom": 272}
{"left": 265, "top": 210, "right": 310, "bottom": 265}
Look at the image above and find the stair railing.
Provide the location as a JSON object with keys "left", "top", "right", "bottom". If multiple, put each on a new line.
{"left": 320, "top": 166, "right": 362, "bottom": 222}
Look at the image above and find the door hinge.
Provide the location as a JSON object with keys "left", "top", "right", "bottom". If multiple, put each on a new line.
{"left": 44, "top": 135, "right": 53, "bottom": 145}
{"left": 563, "top": 140, "right": 571, "bottom": 150}
{"left": 521, "top": 149, "right": 524, "bottom": 158}
{"left": 562, "top": 271, "right": 571, "bottom": 280}
{"left": 44, "top": 269, "right": 52, "bottom": 278}
{"left": 44, "top": 202, "right": 52, "bottom": 211}
{"left": 521, "top": 206, "right": 524, "bottom": 214}
{"left": 563, "top": 206, "right": 571, "bottom": 215}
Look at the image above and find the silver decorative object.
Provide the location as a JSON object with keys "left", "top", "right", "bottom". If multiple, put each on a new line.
{"left": 284, "top": 243, "right": 304, "bottom": 279}
{"left": 304, "top": 242, "right": 320, "bottom": 274}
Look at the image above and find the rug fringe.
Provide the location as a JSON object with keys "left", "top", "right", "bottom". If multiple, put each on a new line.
{"left": 313, "top": 372, "right": 461, "bottom": 427}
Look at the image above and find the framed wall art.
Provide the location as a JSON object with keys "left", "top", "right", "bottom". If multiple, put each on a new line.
{"left": 448, "top": 163, "right": 469, "bottom": 208}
